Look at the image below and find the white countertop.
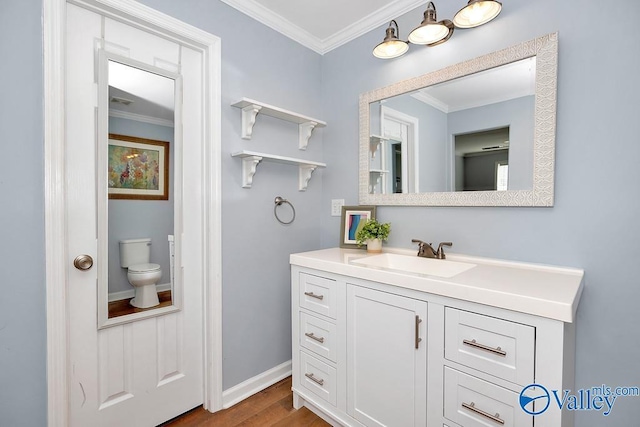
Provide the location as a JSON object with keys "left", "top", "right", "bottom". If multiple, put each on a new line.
{"left": 290, "top": 247, "right": 584, "bottom": 323}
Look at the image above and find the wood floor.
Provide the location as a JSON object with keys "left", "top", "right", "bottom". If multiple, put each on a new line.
{"left": 108, "top": 290, "right": 173, "bottom": 318}
{"left": 161, "top": 377, "right": 329, "bottom": 427}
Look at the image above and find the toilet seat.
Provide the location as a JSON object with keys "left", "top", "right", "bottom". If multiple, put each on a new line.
{"left": 128, "top": 263, "right": 161, "bottom": 273}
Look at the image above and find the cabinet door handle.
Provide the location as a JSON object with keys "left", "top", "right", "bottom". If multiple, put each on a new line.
{"left": 462, "top": 339, "right": 507, "bottom": 357}
{"left": 305, "top": 372, "right": 324, "bottom": 386}
{"left": 304, "top": 291, "right": 324, "bottom": 300}
{"left": 415, "top": 315, "right": 422, "bottom": 349}
{"left": 461, "top": 402, "right": 505, "bottom": 425}
{"left": 305, "top": 332, "right": 325, "bottom": 343}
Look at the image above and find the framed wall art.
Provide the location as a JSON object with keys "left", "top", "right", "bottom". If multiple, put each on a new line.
{"left": 339, "top": 205, "right": 376, "bottom": 249}
{"left": 108, "top": 134, "right": 169, "bottom": 200}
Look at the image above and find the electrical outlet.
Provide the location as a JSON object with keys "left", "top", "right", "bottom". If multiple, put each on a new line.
{"left": 331, "top": 199, "right": 345, "bottom": 216}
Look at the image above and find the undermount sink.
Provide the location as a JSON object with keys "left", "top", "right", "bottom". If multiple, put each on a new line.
{"left": 351, "top": 253, "right": 476, "bottom": 278}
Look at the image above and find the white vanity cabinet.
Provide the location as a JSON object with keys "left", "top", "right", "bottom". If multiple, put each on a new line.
{"left": 291, "top": 248, "right": 584, "bottom": 427}
{"left": 346, "top": 285, "right": 427, "bottom": 427}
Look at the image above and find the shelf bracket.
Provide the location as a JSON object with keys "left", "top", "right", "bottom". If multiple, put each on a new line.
{"left": 369, "top": 171, "right": 384, "bottom": 194}
{"left": 241, "top": 104, "right": 262, "bottom": 140}
{"left": 240, "top": 155, "right": 262, "bottom": 188}
{"left": 299, "top": 165, "right": 318, "bottom": 191}
{"left": 299, "top": 121, "right": 318, "bottom": 150}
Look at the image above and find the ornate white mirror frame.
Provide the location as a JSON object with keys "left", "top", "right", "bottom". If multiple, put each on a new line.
{"left": 359, "top": 32, "right": 558, "bottom": 206}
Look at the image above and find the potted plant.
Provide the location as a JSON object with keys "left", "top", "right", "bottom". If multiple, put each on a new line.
{"left": 355, "top": 218, "right": 391, "bottom": 253}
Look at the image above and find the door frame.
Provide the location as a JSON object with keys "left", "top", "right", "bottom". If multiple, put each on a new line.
{"left": 43, "top": 1, "right": 223, "bottom": 425}
{"left": 380, "top": 105, "right": 420, "bottom": 193}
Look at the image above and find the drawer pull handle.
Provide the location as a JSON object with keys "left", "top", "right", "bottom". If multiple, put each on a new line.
{"left": 305, "top": 332, "right": 325, "bottom": 343}
{"left": 415, "top": 315, "right": 422, "bottom": 349}
{"left": 462, "top": 339, "right": 507, "bottom": 357}
{"left": 304, "top": 291, "right": 324, "bottom": 300}
{"left": 462, "top": 402, "right": 505, "bottom": 425}
{"left": 305, "top": 372, "right": 324, "bottom": 386}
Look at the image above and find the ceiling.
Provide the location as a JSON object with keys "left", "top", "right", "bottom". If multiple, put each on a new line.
{"left": 414, "top": 57, "right": 536, "bottom": 113}
{"left": 218, "top": 0, "right": 426, "bottom": 54}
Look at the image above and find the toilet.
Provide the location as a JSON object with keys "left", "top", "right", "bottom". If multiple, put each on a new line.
{"left": 119, "top": 238, "right": 161, "bottom": 308}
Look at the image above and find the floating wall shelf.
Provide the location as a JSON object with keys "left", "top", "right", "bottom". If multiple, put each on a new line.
{"left": 231, "top": 98, "right": 327, "bottom": 150}
{"left": 231, "top": 150, "right": 326, "bottom": 191}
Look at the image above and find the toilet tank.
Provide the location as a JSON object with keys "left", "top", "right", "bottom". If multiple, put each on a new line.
{"left": 119, "top": 238, "right": 152, "bottom": 267}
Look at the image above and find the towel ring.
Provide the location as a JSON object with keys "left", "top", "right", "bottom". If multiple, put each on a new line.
{"left": 274, "top": 196, "right": 296, "bottom": 225}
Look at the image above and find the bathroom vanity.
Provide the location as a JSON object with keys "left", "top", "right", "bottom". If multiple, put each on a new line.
{"left": 290, "top": 248, "right": 583, "bottom": 427}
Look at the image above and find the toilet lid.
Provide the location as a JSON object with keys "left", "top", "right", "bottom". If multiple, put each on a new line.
{"left": 128, "top": 263, "right": 161, "bottom": 273}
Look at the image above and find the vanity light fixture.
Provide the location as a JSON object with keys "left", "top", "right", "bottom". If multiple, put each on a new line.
{"left": 408, "top": 2, "right": 454, "bottom": 46}
{"left": 372, "top": 20, "right": 409, "bottom": 59}
{"left": 453, "top": 0, "right": 502, "bottom": 28}
{"left": 373, "top": 0, "right": 503, "bottom": 59}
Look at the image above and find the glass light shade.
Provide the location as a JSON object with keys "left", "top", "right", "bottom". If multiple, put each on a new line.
{"left": 408, "top": 23, "right": 450, "bottom": 45}
{"left": 453, "top": 0, "right": 502, "bottom": 28}
{"left": 373, "top": 39, "right": 409, "bottom": 59}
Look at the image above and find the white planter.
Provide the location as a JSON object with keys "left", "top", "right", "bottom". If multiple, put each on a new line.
{"left": 366, "top": 238, "right": 383, "bottom": 253}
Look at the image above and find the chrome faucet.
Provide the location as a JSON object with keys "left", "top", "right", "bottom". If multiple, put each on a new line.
{"left": 412, "top": 239, "right": 453, "bottom": 259}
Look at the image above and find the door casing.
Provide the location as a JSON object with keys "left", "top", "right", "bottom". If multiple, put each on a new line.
{"left": 43, "top": 1, "right": 223, "bottom": 425}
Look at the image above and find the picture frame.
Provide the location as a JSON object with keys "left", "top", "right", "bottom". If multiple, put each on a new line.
{"left": 339, "top": 206, "right": 376, "bottom": 249}
{"left": 108, "top": 134, "right": 169, "bottom": 200}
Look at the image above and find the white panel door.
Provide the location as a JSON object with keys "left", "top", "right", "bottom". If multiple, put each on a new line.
{"left": 347, "top": 285, "right": 428, "bottom": 427}
{"left": 66, "top": 4, "right": 203, "bottom": 426}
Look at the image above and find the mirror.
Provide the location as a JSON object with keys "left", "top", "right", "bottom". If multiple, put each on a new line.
{"left": 97, "top": 51, "right": 182, "bottom": 328}
{"left": 359, "top": 33, "right": 557, "bottom": 206}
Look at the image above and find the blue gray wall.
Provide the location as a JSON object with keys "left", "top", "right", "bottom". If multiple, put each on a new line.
{"left": 320, "top": 1, "right": 640, "bottom": 425}
{"left": 383, "top": 96, "right": 448, "bottom": 192}
{"left": 0, "top": 1, "right": 47, "bottom": 426}
{"left": 449, "top": 95, "right": 534, "bottom": 190}
{"left": 135, "top": 0, "right": 325, "bottom": 390}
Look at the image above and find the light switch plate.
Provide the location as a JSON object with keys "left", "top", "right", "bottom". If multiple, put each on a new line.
{"left": 331, "top": 199, "right": 345, "bottom": 216}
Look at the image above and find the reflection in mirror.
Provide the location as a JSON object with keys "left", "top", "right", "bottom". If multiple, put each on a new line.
{"left": 359, "top": 33, "right": 558, "bottom": 206}
{"left": 97, "top": 52, "right": 181, "bottom": 327}
{"left": 455, "top": 127, "right": 510, "bottom": 191}
{"left": 368, "top": 57, "right": 534, "bottom": 195}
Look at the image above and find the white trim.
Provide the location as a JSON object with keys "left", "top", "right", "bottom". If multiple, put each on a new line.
{"left": 44, "top": 1, "right": 69, "bottom": 426}
{"left": 319, "top": 0, "right": 425, "bottom": 54}
{"left": 108, "top": 282, "right": 172, "bottom": 302}
{"left": 109, "top": 109, "right": 175, "bottom": 127}
{"left": 218, "top": 0, "right": 425, "bottom": 54}
{"left": 411, "top": 91, "right": 450, "bottom": 114}
{"left": 45, "top": 1, "right": 223, "bottom": 424}
{"left": 222, "top": 361, "right": 292, "bottom": 409}
{"left": 381, "top": 106, "right": 420, "bottom": 194}
{"left": 218, "top": 0, "right": 322, "bottom": 53}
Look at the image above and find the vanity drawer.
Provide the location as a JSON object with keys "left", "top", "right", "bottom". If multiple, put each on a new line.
{"left": 444, "top": 367, "right": 532, "bottom": 427}
{"left": 299, "top": 350, "right": 337, "bottom": 407}
{"left": 445, "top": 308, "right": 534, "bottom": 386}
{"left": 299, "top": 312, "right": 337, "bottom": 362}
{"left": 299, "top": 273, "right": 337, "bottom": 319}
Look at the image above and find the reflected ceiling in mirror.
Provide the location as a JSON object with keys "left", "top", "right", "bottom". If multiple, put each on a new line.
{"left": 359, "top": 33, "right": 558, "bottom": 207}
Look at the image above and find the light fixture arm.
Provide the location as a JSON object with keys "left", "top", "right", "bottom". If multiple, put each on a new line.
{"left": 385, "top": 20, "right": 400, "bottom": 41}
{"left": 422, "top": 2, "right": 437, "bottom": 24}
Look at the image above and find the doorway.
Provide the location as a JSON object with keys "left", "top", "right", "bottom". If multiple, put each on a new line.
{"left": 44, "top": 0, "right": 222, "bottom": 425}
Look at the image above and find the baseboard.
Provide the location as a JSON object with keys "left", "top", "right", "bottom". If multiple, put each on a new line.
{"left": 108, "top": 282, "right": 171, "bottom": 302}
{"left": 222, "top": 360, "right": 292, "bottom": 409}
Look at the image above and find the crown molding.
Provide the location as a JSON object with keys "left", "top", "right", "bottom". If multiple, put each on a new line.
{"left": 218, "top": 0, "right": 323, "bottom": 53}
{"left": 320, "top": 0, "right": 425, "bottom": 54}
{"left": 218, "top": 0, "right": 425, "bottom": 54}
{"left": 109, "top": 109, "right": 175, "bottom": 127}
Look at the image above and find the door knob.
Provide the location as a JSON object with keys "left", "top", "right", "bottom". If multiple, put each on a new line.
{"left": 73, "top": 254, "right": 94, "bottom": 271}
